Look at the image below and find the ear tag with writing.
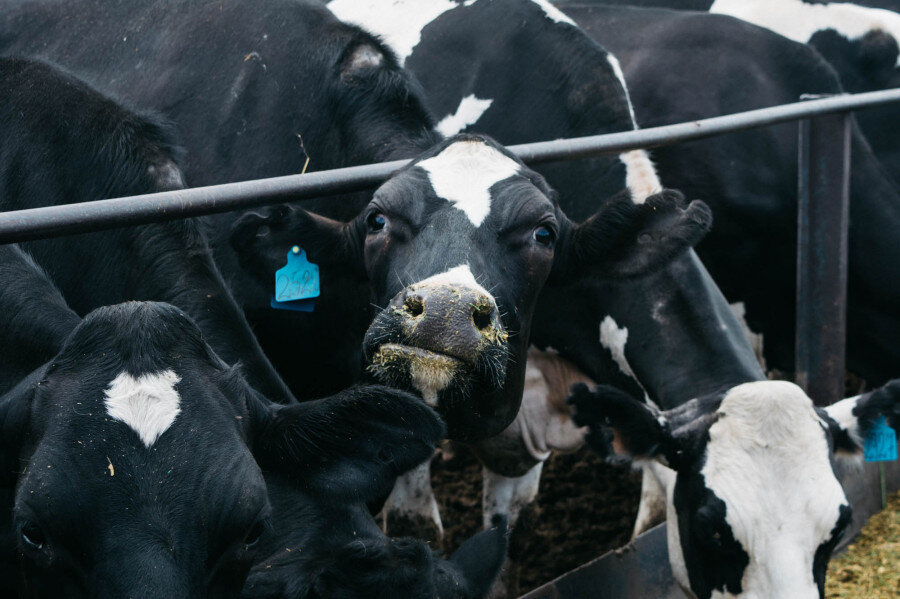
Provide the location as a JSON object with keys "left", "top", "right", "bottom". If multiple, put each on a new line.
{"left": 270, "top": 246, "right": 319, "bottom": 313}
{"left": 864, "top": 416, "right": 898, "bottom": 462}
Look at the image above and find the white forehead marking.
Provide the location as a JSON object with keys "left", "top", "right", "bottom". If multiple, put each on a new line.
{"left": 702, "top": 381, "right": 847, "bottom": 597}
{"left": 530, "top": 0, "right": 576, "bottom": 26}
{"left": 711, "top": 0, "right": 900, "bottom": 67}
{"left": 104, "top": 370, "right": 182, "bottom": 448}
{"left": 435, "top": 94, "right": 494, "bottom": 137}
{"left": 328, "top": 0, "right": 470, "bottom": 66}
{"left": 413, "top": 264, "right": 493, "bottom": 299}
{"left": 417, "top": 140, "right": 521, "bottom": 227}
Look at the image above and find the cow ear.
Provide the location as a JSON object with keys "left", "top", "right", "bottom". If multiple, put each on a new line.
{"left": 249, "top": 385, "right": 445, "bottom": 502}
{"left": 435, "top": 515, "right": 509, "bottom": 599}
{"left": 567, "top": 383, "right": 670, "bottom": 463}
{"left": 229, "top": 204, "right": 364, "bottom": 276}
{"left": 857, "top": 30, "right": 899, "bottom": 86}
{"left": 551, "top": 190, "right": 712, "bottom": 282}
{"left": 0, "top": 367, "right": 42, "bottom": 486}
{"left": 822, "top": 379, "right": 900, "bottom": 456}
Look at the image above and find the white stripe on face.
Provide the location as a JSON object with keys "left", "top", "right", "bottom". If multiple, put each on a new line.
{"left": 104, "top": 370, "right": 182, "bottom": 448}
{"left": 711, "top": 0, "right": 900, "bottom": 67}
{"left": 417, "top": 140, "right": 521, "bottom": 227}
{"left": 435, "top": 94, "right": 494, "bottom": 137}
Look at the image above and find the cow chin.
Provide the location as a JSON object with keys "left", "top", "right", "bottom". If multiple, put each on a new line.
{"left": 363, "top": 310, "right": 511, "bottom": 439}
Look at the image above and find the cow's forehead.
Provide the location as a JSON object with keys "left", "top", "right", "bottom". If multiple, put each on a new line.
{"left": 699, "top": 381, "right": 847, "bottom": 591}
{"left": 415, "top": 140, "right": 524, "bottom": 227}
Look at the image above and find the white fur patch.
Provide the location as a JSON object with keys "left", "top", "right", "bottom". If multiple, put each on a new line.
{"left": 103, "top": 370, "right": 182, "bottom": 448}
{"left": 413, "top": 263, "right": 492, "bottom": 298}
{"left": 607, "top": 53, "right": 637, "bottom": 124}
{"left": 435, "top": 94, "right": 494, "bottom": 136}
{"left": 599, "top": 316, "right": 639, "bottom": 381}
{"left": 530, "top": 0, "right": 577, "bottom": 26}
{"left": 482, "top": 463, "right": 543, "bottom": 528}
{"left": 619, "top": 149, "right": 661, "bottom": 204}
{"left": 699, "top": 381, "right": 848, "bottom": 597}
{"left": 383, "top": 461, "right": 444, "bottom": 537}
{"left": 825, "top": 394, "right": 864, "bottom": 448}
{"left": 328, "top": 0, "right": 462, "bottom": 66}
{"left": 417, "top": 141, "right": 521, "bottom": 226}
{"left": 711, "top": 0, "right": 900, "bottom": 67}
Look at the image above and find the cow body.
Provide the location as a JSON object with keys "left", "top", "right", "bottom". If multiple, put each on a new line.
{"left": 553, "top": 4, "right": 900, "bottom": 383}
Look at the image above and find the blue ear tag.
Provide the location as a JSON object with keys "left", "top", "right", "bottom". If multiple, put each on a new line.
{"left": 864, "top": 416, "right": 898, "bottom": 462}
{"left": 270, "top": 246, "right": 320, "bottom": 313}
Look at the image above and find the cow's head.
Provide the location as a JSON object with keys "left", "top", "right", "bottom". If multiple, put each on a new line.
{"left": 232, "top": 134, "right": 711, "bottom": 441}
{"left": 0, "top": 301, "right": 443, "bottom": 598}
{"left": 570, "top": 379, "right": 900, "bottom": 599}
{"left": 245, "top": 474, "right": 508, "bottom": 599}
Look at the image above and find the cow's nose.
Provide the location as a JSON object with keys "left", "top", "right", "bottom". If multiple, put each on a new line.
{"left": 393, "top": 283, "right": 504, "bottom": 362}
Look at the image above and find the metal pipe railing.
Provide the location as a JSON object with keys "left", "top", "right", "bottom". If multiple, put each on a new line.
{"left": 1, "top": 88, "right": 900, "bottom": 244}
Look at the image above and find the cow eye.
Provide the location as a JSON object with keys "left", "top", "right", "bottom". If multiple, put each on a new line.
{"left": 533, "top": 226, "right": 554, "bottom": 246}
{"left": 20, "top": 522, "right": 45, "bottom": 551}
{"left": 245, "top": 520, "right": 266, "bottom": 549}
{"left": 367, "top": 212, "right": 387, "bottom": 232}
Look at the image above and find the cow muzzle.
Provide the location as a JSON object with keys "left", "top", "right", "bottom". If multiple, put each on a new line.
{"left": 364, "top": 276, "right": 509, "bottom": 405}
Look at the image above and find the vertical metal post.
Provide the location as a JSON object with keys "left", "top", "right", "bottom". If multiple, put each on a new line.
{"left": 796, "top": 113, "right": 851, "bottom": 406}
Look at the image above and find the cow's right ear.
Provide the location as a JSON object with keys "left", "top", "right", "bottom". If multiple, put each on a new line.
{"left": 248, "top": 385, "right": 445, "bottom": 502}
{"left": 0, "top": 367, "right": 42, "bottom": 485}
{"left": 229, "top": 204, "right": 365, "bottom": 277}
{"left": 550, "top": 190, "right": 712, "bottom": 282}
{"left": 823, "top": 379, "right": 900, "bottom": 456}
{"left": 567, "top": 383, "right": 669, "bottom": 463}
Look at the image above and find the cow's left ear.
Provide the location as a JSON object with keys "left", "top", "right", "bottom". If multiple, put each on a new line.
{"left": 822, "top": 379, "right": 900, "bottom": 456}
{"left": 857, "top": 29, "right": 899, "bottom": 87}
{"left": 0, "top": 366, "right": 42, "bottom": 485}
{"left": 550, "top": 190, "right": 712, "bottom": 282}
{"left": 248, "top": 385, "right": 445, "bottom": 502}
{"left": 229, "top": 204, "right": 366, "bottom": 276}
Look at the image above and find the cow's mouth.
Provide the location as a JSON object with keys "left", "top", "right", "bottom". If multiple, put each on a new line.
{"left": 367, "top": 343, "right": 467, "bottom": 406}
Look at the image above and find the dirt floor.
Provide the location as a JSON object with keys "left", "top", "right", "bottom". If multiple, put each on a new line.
{"left": 827, "top": 489, "right": 900, "bottom": 599}
{"left": 431, "top": 444, "right": 642, "bottom": 596}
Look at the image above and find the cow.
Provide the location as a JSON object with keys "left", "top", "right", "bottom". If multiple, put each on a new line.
{"left": 553, "top": 0, "right": 900, "bottom": 178}
{"left": 0, "top": 56, "right": 293, "bottom": 405}
{"left": 325, "top": 0, "right": 764, "bottom": 554}
{"left": 0, "top": 295, "right": 447, "bottom": 597}
{"left": 569, "top": 378, "right": 900, "bottom": 598}
{"left": 557, "top": 4, "right": 900, "bottom": 385}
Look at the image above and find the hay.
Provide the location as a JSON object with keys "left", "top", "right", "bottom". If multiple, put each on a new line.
{"left": 827, "top": 490, "right": 900, "bottom": 598}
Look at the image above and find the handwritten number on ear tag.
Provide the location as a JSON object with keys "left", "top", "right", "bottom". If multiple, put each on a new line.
{"left": 271, "top": 246, "right": 319, "bottom": 312}
{"left": 864, "top": 416, "right": 898, "bottom": 462}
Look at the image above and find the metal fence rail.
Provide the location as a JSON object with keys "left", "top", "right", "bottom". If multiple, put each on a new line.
{"left": 1, "top": 88, "right": 899, "bottom": 244}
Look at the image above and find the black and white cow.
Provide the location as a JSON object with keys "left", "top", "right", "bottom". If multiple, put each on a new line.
{"left": 558, "top": 4, "right": 900, "bottom": 384}
{"left": 570, "top": 378, "right": 900, "bottom": 598}
{"left": 555, "top": 0, "right": 900, "bottom": 177}
{"left": 0, "top": 294, "right": 445, "bottom": 597}
{"left": 0, "top": 57, "right": 293, "bottom": 405}
{"left": 326, "top": 0, "right": 765, "bottom": 546}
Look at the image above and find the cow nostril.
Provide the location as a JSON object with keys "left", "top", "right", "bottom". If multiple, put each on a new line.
{"left": 472, "top": 301, "right": 494, "bottom": 331}
{"left": 404, "top": 294, "right": 425, "bottom": 317}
